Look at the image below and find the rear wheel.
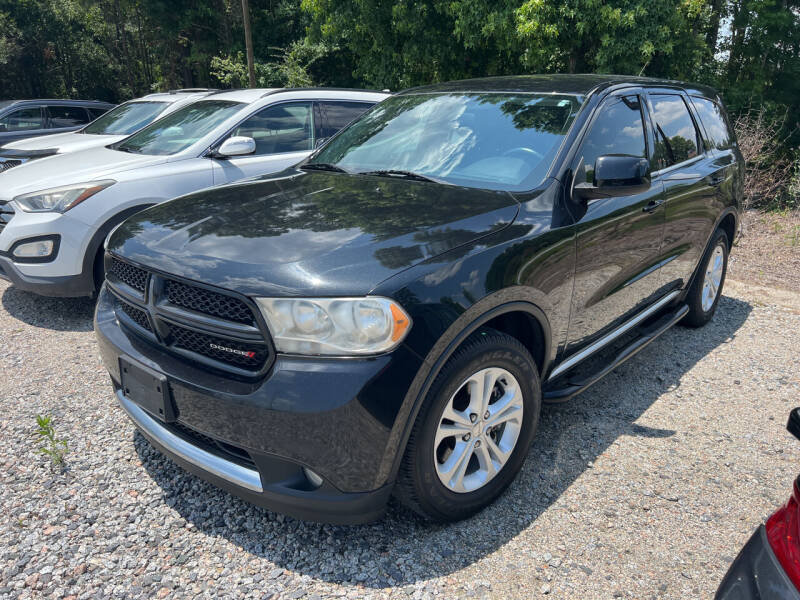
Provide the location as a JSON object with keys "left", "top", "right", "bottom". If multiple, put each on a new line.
{"left": 395, "top": 332, "right": 540, "bottom": 521}
{"left": 681, "top": 229, "right": 729, "bottom": 327}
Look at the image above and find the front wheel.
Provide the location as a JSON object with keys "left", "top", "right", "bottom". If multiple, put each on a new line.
{"left": 681, "top": 229, "right": 729, "bottom": 328}
{"left": 395, "top": 332, "right": 540, "bottom": 521}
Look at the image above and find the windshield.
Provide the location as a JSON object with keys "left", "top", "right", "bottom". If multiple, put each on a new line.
{"left": 83, "top": 101, "right": 169, "bottom": 135}
{"left": 309, "top": 92, "right": 581, "bottom": 191}
{"left": 117, "top": 100, "right": 243, "bottom": 155}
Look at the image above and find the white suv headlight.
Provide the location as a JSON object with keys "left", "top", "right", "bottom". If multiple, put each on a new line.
{"left": 14, "top": 180, "right": 116, "bottom": 213}
{"left": 255, "top": 297, "right": 412, "bottom": 356}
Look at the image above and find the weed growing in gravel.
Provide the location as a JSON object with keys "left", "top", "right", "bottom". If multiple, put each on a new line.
{"left": 35, "top": 415, "right": 68, "bottom": 471}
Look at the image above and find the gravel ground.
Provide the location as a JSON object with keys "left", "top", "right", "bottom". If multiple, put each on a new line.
{"left": 728, "top": 209, "right": 800, "bottom": 292}
{"left": 1, "top": 277, "right": 799, "bottom": 600}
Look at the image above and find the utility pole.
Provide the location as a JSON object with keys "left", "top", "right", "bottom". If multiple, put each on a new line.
{"left": 241, "top": 0, "right": 256, "bottom": 87}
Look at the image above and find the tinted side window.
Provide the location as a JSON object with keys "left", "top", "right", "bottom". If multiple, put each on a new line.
{"left": 691, "top": 96, "right": 732, "bottom": 150}
{"left": 88, "top": 107, "right": 110, "bottom": 119}
{"left": 579, "top": 95, "right": 646, "bottom": 184}
{"left": 0, "top": 107, "right": 44, "bottom": 131}
{"left": 230, "top": 102, "right": 313, "bottom": 155}
{"left": 317, "top": 101, "right": 372, "bottom": 140}
{"left": 47, "top": 106, "right": 91, "bottom": 128}
{"left": 650, "top": 95, "right": 700, "bottom": 167}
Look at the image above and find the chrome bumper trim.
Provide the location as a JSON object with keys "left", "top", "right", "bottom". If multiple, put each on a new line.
{"left": 116, "top": 390, "right": 264, "bottom": 492}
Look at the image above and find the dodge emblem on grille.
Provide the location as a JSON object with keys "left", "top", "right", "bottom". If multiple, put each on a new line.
{"left": 209, "top": 343, "right": 256, "bottom": 358}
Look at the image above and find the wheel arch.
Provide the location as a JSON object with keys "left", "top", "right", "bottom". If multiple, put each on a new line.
{"left": 81, "top": 203, "right": 157, "bottom": 293}
{"left": 378, "top": 297, "right": 552, "bottom": 488}
{"left": 718, "top": 211, "right": 737, "bottom": 251}
{"left": 683, "top": 207, "right": 739, "bottom": 298}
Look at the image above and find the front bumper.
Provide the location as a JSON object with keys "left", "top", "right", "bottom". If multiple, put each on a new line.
{"left": 0, "top": 208, "right": 95, "bottom": 296}
{"left": 94, "top": 286, "right": 421, "bottom": 524}
{"left": 0, "top": 255, "right": 94, "bottom": 297}
{"left": 715, "top": 525, "right": 800, "bottom": 599}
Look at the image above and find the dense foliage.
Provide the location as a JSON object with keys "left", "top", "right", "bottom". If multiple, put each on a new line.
{"left": 0, "top": 0, "right": 798, "bottom": 205}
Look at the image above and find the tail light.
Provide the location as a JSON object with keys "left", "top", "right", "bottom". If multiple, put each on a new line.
{"left": 766, "top": 478, "right": 800, "bottom": 590}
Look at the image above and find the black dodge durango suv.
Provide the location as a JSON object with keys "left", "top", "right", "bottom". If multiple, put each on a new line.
{"left": 95, "top": 75, "right": 743, "bottom": 524}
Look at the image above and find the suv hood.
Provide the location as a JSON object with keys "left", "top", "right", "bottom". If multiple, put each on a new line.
{"left": 0, "top": 146, "right": 170, "bottom": 200}
{"left": 108, "top": 169, "right": 520, "bottom": 297}
{"left": 0, "top": 131, "right": 124, "bottom": 158}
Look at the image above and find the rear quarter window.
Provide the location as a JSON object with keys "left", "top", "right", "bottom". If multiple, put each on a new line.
{"left": 690, "top": 96, "right": 733, "bottom": 150}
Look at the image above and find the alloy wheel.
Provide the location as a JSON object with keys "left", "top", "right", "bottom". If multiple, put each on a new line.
{"left": 701, "top": 243, "right": 725, "bottom": 311}
{"left": 433, "top": 367, "right": 524, "bottom": 493}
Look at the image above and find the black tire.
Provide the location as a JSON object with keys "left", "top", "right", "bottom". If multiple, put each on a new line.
{"left": 395, "top": 332, "right": 541, "bottom": 521}
{"left": 681, "top": 229, "right": 729, "bottom": 328}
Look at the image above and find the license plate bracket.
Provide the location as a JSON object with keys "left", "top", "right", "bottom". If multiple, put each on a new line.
{"left": 119, "top": 357, "right": 175, "bottom": 422}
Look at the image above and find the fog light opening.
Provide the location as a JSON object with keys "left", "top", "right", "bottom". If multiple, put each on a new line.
{"left": 13, "top": 239, "right": 54, "bottom": 259}
{"left": 303, "top": 467, "right": 323, "bottom": 489}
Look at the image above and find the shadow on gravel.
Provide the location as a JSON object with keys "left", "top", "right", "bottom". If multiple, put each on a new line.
{"left": 1, "top": 285, "right": 95, "bottom": 332}
{"left": 134, "top": 295, "right": 752, "bottom": 589}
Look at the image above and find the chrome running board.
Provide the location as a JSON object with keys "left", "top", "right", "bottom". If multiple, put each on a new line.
{"left": 548, "top": 290, "right": 681, "bottom": 382}
{"left": 543, "top": 301, "right": 688, "bottom": 402}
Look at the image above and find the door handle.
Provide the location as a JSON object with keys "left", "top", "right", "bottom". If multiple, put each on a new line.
{"left": 642, "top": 199, "right": 664, "bottom": 213}
{"left": 709, "top": 174, "right": 725, "bottom": 187}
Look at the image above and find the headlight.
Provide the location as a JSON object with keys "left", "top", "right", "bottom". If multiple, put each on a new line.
{"left": 255, "top": 297, "right": 412, "bottom": 356}
{"left": 14, "top": 180, "right": 115, "bottom": 213}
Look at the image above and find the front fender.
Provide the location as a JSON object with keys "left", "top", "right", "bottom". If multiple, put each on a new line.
{"left": 375, "top": 294, "right": 553, "bottom": 487}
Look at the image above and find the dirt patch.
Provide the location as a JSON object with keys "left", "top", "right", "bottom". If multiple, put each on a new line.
{"left": 728, "top": 209, "right": 800, "bottom": 292}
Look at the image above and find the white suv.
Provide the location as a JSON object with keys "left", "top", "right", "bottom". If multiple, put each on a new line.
{"left": 0, "top": 90, "right": 216, "bottom": 171}
{"left": 0, "top": 88, "right": 388, "bottom": 297}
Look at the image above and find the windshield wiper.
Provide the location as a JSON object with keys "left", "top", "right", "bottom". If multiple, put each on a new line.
{"left": 115, "top": 146, "right": 140, "bottom": 154}
{"left": 300, "top": 163, "right": 349, "bottom": 173}
{"left": 360, "top": 169, "right": 444, "bottom": 184}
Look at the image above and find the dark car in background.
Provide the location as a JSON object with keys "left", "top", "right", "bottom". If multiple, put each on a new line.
{"left": 0, "top": 99, "right": 115, "bottom": 150}
{"left": 716, "top": 409, "right": 800, "bottom": 600}
{"left": 95, "top": 74, "right": 743, "bottom": 524}
{"left": 0, "top": 90, "right": 213, "bottom": 171}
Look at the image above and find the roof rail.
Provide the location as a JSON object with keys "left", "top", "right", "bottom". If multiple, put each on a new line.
{"left": 168, "top": 88, "right": 218, "bottom": 94}
{"left": 2, "top": 98, "right": 113, "bottom": 105}
{"left": 259, "top": 87, "right": 391, "bottom": 98}
{"left": 207, "top": 88, "right": 244, "bottom": 96}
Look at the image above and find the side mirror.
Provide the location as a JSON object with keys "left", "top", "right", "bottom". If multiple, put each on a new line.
{"left": 573, "top": 155, "right": 650, "bottom": 201}
{"left": 215, "top": 136, "right": 256, "bottom": 158}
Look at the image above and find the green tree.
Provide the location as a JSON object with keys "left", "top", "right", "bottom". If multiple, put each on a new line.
{"left": 516, "top": 0, "right": 710, "bottom": 77}
{"left": 301, "top": 0, "right": 528, "bottom": 88}
{"left": 720, "top": 0, "right": 800, "bottom": 115}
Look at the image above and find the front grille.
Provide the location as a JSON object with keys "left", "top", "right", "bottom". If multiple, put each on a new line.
{"left": 169, "top": 324, "right": 267, "bottom": 369}
{"left": 116, "top": 297, "right": 152, "bottom": 332}
{"left": 0, "top": 202, "right": 13, "bottom": 233}
{"left": 165, "top": 279, "right": 255, "bottom": 325}
{"left": 0, "top": 160, "right": 21, "bottom": 173}
{"left": 110, "top": 258, "right": 148, "bottom": 292}
{"left": 106, "top": 255, "right": 273, "bottom": 377}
